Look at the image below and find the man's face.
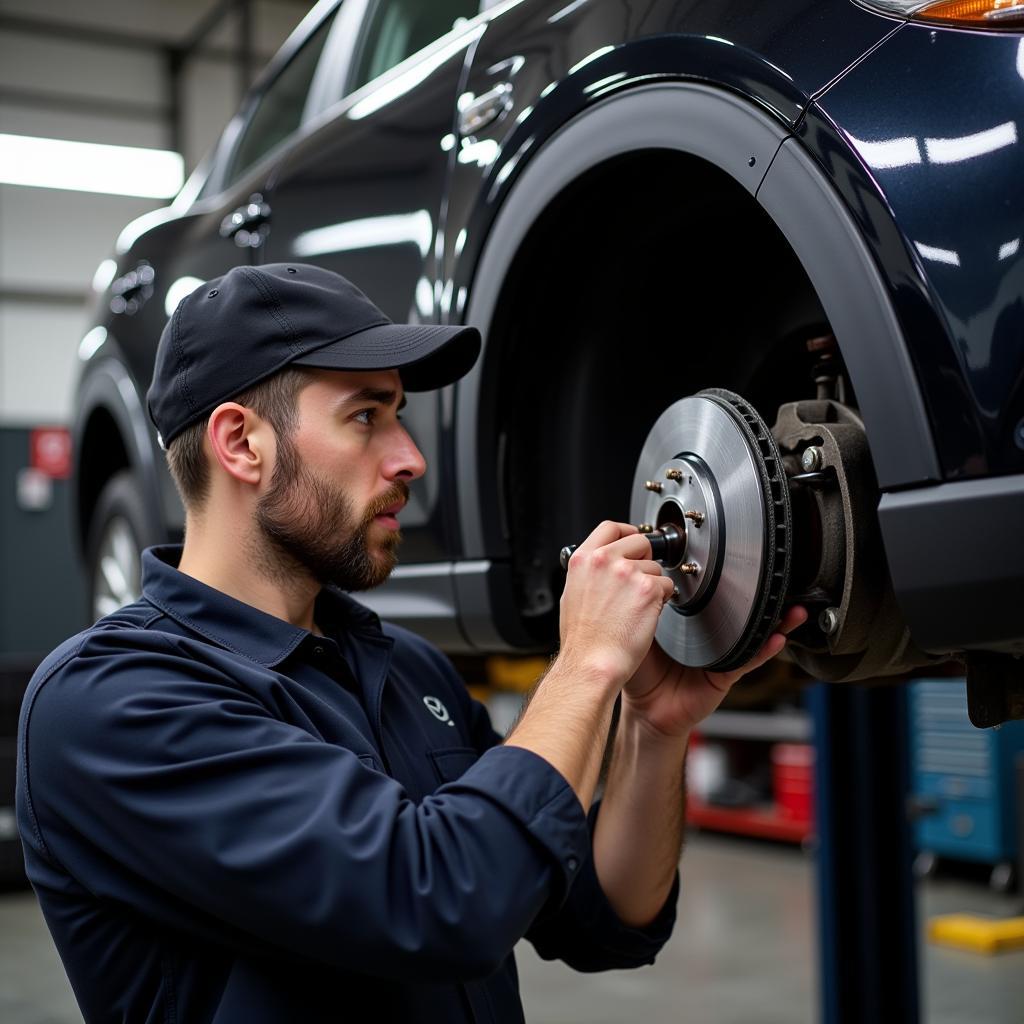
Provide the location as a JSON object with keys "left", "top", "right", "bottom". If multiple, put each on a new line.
{"left": 254, "top": 368, "right": 426, "bottom": 591}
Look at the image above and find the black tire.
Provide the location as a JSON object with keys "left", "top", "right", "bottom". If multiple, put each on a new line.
{"left": 85, "top": 471, "right": 157, "bottom": 622}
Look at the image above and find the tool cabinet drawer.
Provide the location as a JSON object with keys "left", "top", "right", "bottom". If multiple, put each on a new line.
{"left": 917, "top": 796, "right": 999, "bottom": 862}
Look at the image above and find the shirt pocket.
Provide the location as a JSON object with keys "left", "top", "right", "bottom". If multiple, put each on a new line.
{"left": 428, "top": 746, "right": 479, "bottom": 785}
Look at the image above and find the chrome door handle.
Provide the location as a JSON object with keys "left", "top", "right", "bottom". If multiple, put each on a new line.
{"left": 458, "top": 82, "right": 513, "bottom": 136}
{"left": 219, "top": 193, "right": 272, "bottom": 247}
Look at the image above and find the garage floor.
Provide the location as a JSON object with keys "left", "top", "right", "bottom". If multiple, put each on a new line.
{"left": 2, "top": 833, "right": 1023, "bottom": 1023}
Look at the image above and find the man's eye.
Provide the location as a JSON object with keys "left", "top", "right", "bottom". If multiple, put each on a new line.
{"left": 354, "top": 408, "right": 376, "bottom": 426}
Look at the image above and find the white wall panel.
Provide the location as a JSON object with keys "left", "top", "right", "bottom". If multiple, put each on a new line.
{"left": 0, "top": 0, "right": 306, "bottom": 57}
{"left": 0, "top": 0, "right": 313, "bottom": 422}
{"left": 181, "top": 56, "right": 239, "bottom": 173}
{"left": 0, "top": 103, "right": 166, "bottom": 151}
{"left": 0, "top": 301, "right": 88, "bottom": 425}
{"left": 0, "top": 30, "right": 165, "bottom": 108}
{"left": 0, "top": 184, "right": 161, "bottom": 293}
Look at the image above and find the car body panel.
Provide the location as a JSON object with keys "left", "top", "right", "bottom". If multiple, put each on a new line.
{"left": 442, "top": 0, "right": 902, "bottom": 316}
{"left": 71, "top": 0, "right": 1024, "bottom": 663}
{"left": 260, "top": 22, "right": 483, "bottom": 564}
{"left": 75, "top": 156, "right": 282, "bottom": 542}
{"left": 811, "top": 21, "right": 1024, "bottom": 480}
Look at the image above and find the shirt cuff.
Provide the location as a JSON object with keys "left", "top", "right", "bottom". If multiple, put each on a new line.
{"left": 566, "top": 802, "right": 680, "bottom": 965}
{"left": 450, "top": 744, "right": 591, "bottom": 899}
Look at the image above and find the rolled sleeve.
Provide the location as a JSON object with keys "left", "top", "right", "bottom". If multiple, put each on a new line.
{"left": 448, "top": 745, "right": 592, "bottom": 902}
{"left": 526, "top": 802, "right": 679, "bottom": 971}
{"left": 19, "top": 632, "right": 594, "bottom": 983}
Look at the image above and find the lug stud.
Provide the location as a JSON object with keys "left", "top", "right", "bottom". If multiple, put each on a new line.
{"left": 637, "top": 523, "right": 654, "bottom": 534}
{"left": 671, "top": 586, "right": 680, "bottom": 602}
{"left": 679, "top": 562, "right": 699, "bottom": 575}
{"left": 644, "top": 480, "right": 663, "bottom": 493}
{"left": 665, "top": 468, "right": 684, "bottom": 482}
{"left": 684, "top": 510, "right": 704, "bottom": 527}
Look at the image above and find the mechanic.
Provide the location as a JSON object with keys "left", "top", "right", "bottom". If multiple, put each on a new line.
{"left": 17, "top": 263, "right": 804, "bottom": 1023}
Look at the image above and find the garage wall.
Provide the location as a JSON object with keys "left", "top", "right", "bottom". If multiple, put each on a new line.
{"left": 0, "top": 0, "right": 314, "bottom": 659}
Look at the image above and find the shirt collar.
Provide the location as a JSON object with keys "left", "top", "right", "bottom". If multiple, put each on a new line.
{"left": 141, "top": 544, "right": 384, "bottom": 668}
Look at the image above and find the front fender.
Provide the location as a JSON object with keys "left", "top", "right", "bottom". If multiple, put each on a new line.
{"left": 453, "top": 82, "right": 940, "bottom": 562}
{"left": 72, "top": 350, "right": 170, "bottom": 558}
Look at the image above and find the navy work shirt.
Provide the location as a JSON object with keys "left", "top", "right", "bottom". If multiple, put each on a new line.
{"left": 17, "top": 545, "right": 676, "bottom": 1023}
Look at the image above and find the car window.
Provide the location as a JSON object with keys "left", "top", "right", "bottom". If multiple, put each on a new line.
{"left": 349, "top": 0, "right": 479, "bottom": 94}
{"left": 222, "top": 8, "right": 339, "bottom": 190}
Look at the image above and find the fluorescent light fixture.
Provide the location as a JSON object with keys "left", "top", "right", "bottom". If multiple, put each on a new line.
{"left": 915, "top": 241, "right": 961, "bottom": 267}
{"left": 851, "top": 135, "right": 923, "bottom": 170}
{"left": 924, "top": 122, "right": 1017, "bottom": 165}
{"left": 165, "top": 276, "right": 205, "bottom": 317}
{"left": 0, "top": 133, "right": 183, "bottom": 198}
{"left": 78, "top": 326, "right": 108, "bottom": 362}
{"left": 292, "top": 211, "right": 434, "bottom": 259}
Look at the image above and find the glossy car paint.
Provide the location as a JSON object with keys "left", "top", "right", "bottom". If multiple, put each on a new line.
{"left": 72, "top": 0, "right": 1024, "bottom": 659}
{"left": 261, "top": 26, "right": 481, "bottom": 566}
{"left": 442, "top": 0, "right": 900, "bottom": 295}
{"left": 809, "top": 21, "right": 1024, "bottom": 479}
{"left": 433, "top": 0, "right": 903, "bottom": 587}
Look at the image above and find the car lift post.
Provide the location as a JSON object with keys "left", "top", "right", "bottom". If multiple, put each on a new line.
{"left": 809, "top": 682, "right": 920, "bottom": 1023}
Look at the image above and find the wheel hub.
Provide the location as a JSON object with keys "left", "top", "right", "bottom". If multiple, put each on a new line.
{"left": 637, "top": 455, "right": 720, "bottom": 611}
{"left": 630, "top": 389, "right": 792, "bottom": 671}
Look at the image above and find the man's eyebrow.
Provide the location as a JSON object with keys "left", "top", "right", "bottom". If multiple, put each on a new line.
{"left": 342, "top": 387, "right": 407, "bottom": 410}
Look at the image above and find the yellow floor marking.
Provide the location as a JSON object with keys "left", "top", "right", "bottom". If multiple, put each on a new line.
{"left": 928, "top": 914, "right": 1024, "bottom": 955}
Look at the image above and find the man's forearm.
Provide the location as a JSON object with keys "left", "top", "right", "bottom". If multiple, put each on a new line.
{"left": 504, "top": 657, "right": 620, "bottom": 814}
{"left": 591, "top": 706, "right": 689, "bottom": 928}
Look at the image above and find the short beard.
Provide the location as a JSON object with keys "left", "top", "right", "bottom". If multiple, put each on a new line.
{"left": 254, "top": 429, "right": 408, "bottom": 592}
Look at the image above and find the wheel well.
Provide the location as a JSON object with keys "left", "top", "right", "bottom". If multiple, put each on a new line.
{"left": 484, "top": 149, "right": 831, "bottom": 644}
{"left": 77, "top": 407, "right": 130, "bottom": 550}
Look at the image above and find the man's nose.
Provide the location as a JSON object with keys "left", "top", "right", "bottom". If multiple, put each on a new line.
{"left": 387, "top": 426, "right": 427, "bottom": 482}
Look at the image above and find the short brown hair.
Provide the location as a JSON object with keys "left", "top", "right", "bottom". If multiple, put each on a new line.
{"left": 166, "top": 366, "right": 314, "bottom": 511}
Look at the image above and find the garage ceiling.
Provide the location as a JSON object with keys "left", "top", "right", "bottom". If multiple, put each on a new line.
{"left": 0, "top": 0, "right": 314, "bottom": 56}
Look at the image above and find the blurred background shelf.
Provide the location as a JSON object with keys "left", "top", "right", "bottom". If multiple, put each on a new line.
{"left": 696, "top": 709, "right": 811, "bottom": 742}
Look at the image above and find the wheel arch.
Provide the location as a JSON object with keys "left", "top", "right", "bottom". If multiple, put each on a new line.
{"left": 454, "top": 81, "right": 940, "bottom": 646}
{"left": 73, "top": 357, "right": 167, "bottom": 562}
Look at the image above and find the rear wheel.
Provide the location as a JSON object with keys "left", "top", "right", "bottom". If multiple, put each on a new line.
{"left": 86, "top": 471, "right": 154, "bottom": 621}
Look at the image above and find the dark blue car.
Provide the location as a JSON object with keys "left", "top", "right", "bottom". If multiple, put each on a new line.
{"left": 73, "top": 0, "right": 1024, "bottom": 723}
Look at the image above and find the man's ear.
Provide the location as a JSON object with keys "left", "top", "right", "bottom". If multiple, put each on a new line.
{"left": 206, "top": 402, "right": 271, "bottom": 487}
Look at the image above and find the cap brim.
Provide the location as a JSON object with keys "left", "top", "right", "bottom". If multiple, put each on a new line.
{"left": 292, "top": 321, "right": 481, "bottom": 391}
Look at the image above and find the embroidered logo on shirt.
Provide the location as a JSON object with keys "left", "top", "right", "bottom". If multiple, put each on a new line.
{"left": 423, "top": 695, "right": 455, "bottom": 726}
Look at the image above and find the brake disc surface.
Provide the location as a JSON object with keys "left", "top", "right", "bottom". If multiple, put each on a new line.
{"left": 629, "top": 389, "right": 792, "bottom": 672}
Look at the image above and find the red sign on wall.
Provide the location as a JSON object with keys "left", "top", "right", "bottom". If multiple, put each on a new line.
{"left": 30, "top": 427, "right": 72, "bottom": 479}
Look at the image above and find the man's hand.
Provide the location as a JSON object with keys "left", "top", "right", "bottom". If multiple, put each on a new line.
{"left": 620, "top": 605, "right": 809, "bottom": 740}
{"left": 558, "top": 521, "right": 676, "bottom": 689}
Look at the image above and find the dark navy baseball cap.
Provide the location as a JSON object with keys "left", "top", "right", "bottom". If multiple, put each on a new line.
{"left": 146, "top": 262, "right": 481, "bottom": 448}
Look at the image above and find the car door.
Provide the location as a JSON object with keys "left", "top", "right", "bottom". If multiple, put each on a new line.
{"left": 135, "top": 4, "right": 347, "bottom": 535}
{"left": 80, "top": 0, "right": 348, "bottom": 620}
{"left": 260, "top": 0, "right": 484, "bottom": 580}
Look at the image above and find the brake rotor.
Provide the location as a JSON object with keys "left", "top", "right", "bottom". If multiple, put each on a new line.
{"left": 629, "top": 388, "right": 792, "bottom": 672}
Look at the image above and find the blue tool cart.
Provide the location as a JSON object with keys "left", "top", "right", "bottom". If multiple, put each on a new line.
{"left": 909, "top": 678, "right": 1024, "bottom": 890}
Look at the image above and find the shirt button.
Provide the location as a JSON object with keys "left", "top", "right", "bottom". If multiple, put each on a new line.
{"left": 313, "top": 645, "right": 325, "bottom": 657}
{"left": 567, "top": 856, "right": 579, "bottom": 872}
